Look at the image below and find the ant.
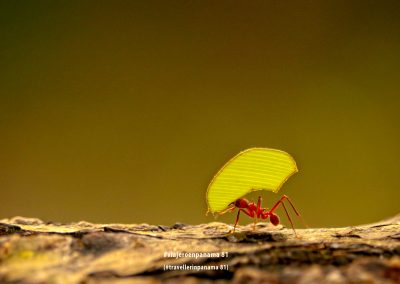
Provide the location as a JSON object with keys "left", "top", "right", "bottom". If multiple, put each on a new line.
{"left": 220, "top": 194, "right": 306, "bottom": 236}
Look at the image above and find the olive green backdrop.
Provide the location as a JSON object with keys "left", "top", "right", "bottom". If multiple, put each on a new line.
{"left": 1, "top": 1, "right": 399, "bottom": 228}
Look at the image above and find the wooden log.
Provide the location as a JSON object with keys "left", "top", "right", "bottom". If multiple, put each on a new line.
{"left": 0, "top": 215, "right": 399, "bottom": 283}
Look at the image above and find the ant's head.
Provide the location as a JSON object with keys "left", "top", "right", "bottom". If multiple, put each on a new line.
{"left": 233, "top": 198, "right": 249, "bottom": 209}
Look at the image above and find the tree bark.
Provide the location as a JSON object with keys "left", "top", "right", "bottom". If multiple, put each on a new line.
{"left": 0, "top": 215, "right": 399, "bottom": 283}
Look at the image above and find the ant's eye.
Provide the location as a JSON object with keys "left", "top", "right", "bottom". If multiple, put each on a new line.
{"left": 270, "top": 213, "right": 280, "bottom": 226}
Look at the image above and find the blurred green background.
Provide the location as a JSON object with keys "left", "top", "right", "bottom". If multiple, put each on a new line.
{"left": 1, "top": 1, "right": 399, "bottom": 228}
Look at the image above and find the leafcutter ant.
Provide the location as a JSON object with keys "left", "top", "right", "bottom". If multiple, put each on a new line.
{"left": 220, "top": 194, "right": 306, "bottom": 236}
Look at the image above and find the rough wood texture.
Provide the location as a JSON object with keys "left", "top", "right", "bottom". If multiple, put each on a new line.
{"left": 0, "top": 215, "right": 399, "bottom": 283}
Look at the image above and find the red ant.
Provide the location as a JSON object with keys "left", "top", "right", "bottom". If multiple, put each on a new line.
{"left": 221, "top": 194, "right": 306, "bottom": 236}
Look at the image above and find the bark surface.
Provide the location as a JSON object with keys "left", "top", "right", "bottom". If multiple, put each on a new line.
{"left": 0, "top": 215, "right": 399, "bottom": 283}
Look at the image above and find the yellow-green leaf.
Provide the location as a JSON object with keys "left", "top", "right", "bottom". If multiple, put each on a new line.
{"left": 206, "top": 148, "right": 298, "bottom": 213}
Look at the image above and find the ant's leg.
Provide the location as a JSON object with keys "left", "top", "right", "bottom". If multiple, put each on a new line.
{"left": 281, "top": 201, "right": 297, "bottom": 237}
{"left": 253, "top": 195, "right": 264, "bottom": 230}
{"left": 233, "top": 208, "right": 247, "bottom": 233}
{"left": 268, "top": 195, "right": 306, "bottom": 234}
{"left": 252, "top": 196, "right": 263, "bottom": 230}
{"left": 233, "top": 210, "right": 241, "bottom": 233}
{"left": 257, "top": 196, "right": 262, "bottom": 210}
{"left": 256, "top": 196, "right": 263, "bottom": 217}
{"left": 269, "top": 195, "right": 288, "bottom": 213}
{"left": 270, "top": 195, "right": 306, "bottom": 225}
{"left": 253, "top": 196, "right": 260, "bottom": 230}
{"left": 232, "top": 208, "right": 254, "bottom": 233}
{"left": 253, "top": 217, "right": 258, "bottom": 231}
{"left": 283, "top": 196, "right": 308, "bottom": 228}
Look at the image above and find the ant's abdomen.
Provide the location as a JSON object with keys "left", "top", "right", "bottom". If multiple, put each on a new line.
{"left": 270, "top": 213, "right": 280, "bottom": 226}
